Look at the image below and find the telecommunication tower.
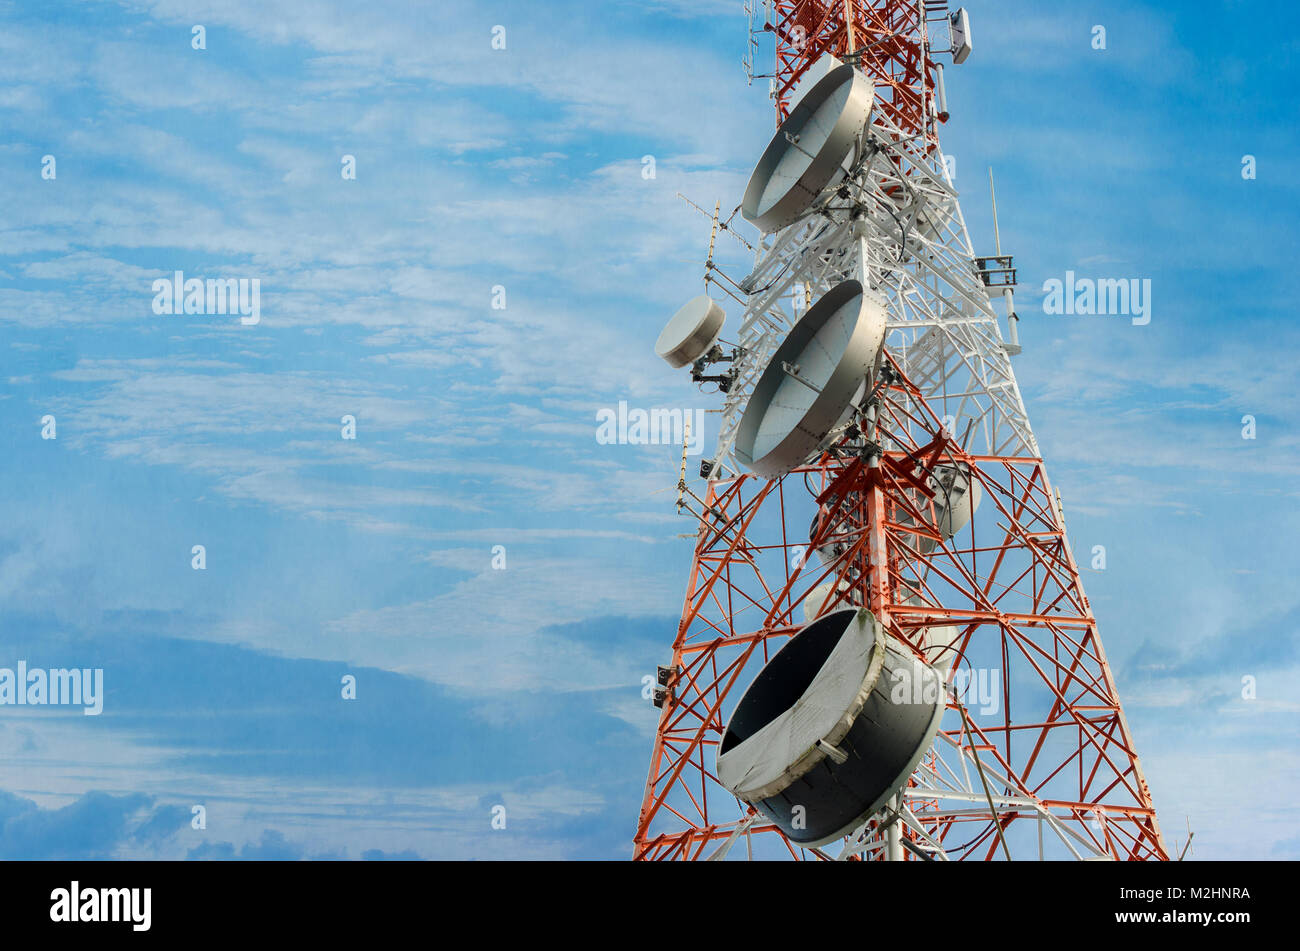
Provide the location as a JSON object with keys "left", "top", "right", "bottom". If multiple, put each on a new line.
{"left": 636, "top": 1, "right": 1167, "bottom": 860}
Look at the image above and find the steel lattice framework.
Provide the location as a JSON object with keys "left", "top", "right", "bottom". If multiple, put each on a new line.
{"left": 768, "top": 0, "right": 934, "bottom": 137}
{"left": 634, "top": 0, "right": 1167, "bottom": 860}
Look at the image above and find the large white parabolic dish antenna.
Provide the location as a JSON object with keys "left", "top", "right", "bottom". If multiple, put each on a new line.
{"left": 741, "top": 63, "right": 874, "bottom": 233}
{"left": 734, "top": 280, "right": 886, "bottom": 479}
{"left": 655, "top": 295, "right": 725, "bottom": 368}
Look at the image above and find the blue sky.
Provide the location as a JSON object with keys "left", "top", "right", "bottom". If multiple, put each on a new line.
{"left": 0, "top": 0, "right": 1296, "bottom": 860}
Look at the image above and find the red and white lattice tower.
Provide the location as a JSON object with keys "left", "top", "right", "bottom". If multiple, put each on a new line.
{"left": 633, "top": 1, "right": 1167, "bottom": 860}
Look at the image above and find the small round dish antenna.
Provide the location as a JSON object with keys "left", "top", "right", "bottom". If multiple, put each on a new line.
{"left": 808, "top": 498, "right": 863, "bottom": 567}
{"left": 802, "top": 579, "right": 856, "bottom": 625}
{"left": 898, "top": 463, "right": 982, "bottom": 554}
{"left": 741, "top": 63, "right": 874, "bottom": 233}
{"left": 734, "top": 280, "right": 886, "bottom": 479}
{"left": 655, "top": 295, "right": 726, "bottom": 369}
{"left": 901, "top": 591, "right": 961, "bottom": 672}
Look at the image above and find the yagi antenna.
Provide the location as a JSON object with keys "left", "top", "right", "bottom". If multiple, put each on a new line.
{"left": 676, "top": 193, "right": 755, "bottom": 253}
{"left": 675, "top": 415, "right": 691, "bottom": 514}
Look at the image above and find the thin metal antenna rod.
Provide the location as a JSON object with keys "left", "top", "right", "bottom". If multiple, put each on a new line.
{"left": 989, "top": 167, "right": 1020, "bottom": 354}
{"left": 989, "top": 166, "right": 1003, "bottom": 255}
